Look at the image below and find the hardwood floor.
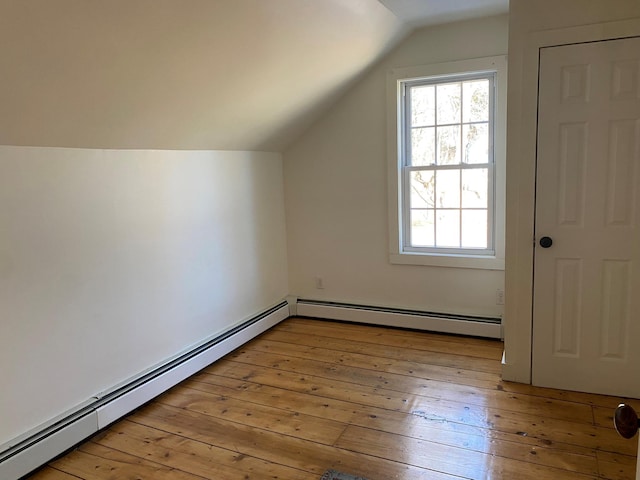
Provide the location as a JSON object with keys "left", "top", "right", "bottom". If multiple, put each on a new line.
{"left": 27, "top": 317, "right": 638, "bottom": 480}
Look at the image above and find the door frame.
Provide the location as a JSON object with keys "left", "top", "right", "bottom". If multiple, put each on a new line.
{"left": 503, "top": 17, "right": 640, "bottom": 385}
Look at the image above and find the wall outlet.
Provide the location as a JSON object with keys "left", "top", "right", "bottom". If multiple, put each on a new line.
{"left": 315, "top": 276, "right": 325, "bottom": 289}
{"left": 496, "top": 289, "right": 505, "bottom": 305}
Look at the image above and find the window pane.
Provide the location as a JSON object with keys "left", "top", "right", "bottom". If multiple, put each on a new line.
{"left": 463, "top": 123, "right": 489, "bottom": 164}
{"left": 436, "top": 83, "right": 461, "bottom": 124}
{"left": 411, "top": 85, "right": 435, "bottom": 127}
{"left": 436, "top": 169, "right": 460, "bottom": 208}
{"left": 436, "top": 210, "right": 460, "bottom": 247}
{"left": 410, "top": 170, "right": 435, "bottom": 208}
{"left": 410, "top": 127, "right": 435, "bottom": 166}
{"left": 437, "top": 125, "right": 460, "bottom": 165}
{"left": 461, "top": 168, "right": 488, "bottom": 208}
{"left": 411, "top": 210, "right": 435, "bottom": 246}
{"left": 461, "top": 210, "right": 488, "bottom": 248}
{"left": 463, "top": 80, "right": 489, "bottom": 123}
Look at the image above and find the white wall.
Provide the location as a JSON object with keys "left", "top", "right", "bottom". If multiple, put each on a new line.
{"left": 0, "top": 0, "right": 405, "bottom": 152}
{"left": 283, "top": 15, "right": 508, "bottom": 318}
{"left": 504, "top": 0, "right": 640, "bottom": 383}
{"left": 0, "top": 147, "right": 288, "bottom": 447}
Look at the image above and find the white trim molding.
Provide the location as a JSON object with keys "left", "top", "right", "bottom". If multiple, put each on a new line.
{"left": 503, "top": 17, "right": 640, "bottom": 384}
{"left": 387, "top": 55, "right": 507, "bottom": 271}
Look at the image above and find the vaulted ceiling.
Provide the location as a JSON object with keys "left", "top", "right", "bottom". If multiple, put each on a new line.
{"left": 380, "top": 0, "right": 508, "bottom": 28}
{"left": 0, "top": 0, "right": 508, "bottom": 151}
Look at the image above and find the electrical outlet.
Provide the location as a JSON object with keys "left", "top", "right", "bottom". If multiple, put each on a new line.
{"left": 496, "top": 289, "right": 505, "bottom": 305}
{"left": 315, "top": 276, "right": 324, "bottom": 289}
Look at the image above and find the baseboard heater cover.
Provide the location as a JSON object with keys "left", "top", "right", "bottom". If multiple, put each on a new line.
{"left": 296, "top": 299, "right": 501, "bottom": 339}
{"left": 0, "top": 301, "right": 289, "bottom": 480}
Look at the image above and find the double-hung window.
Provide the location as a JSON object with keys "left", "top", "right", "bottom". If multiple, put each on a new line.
{"left": 387, "top": 56, "right": 506, "bottom": 269}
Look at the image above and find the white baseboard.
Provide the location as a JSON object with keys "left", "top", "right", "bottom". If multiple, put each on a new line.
{"left": 285, "top": 295, "right": 298, "bottom": 316}
{"left": 0, "top": 413, "right": 97, "bottom": 480}
{"left": 0, "top": 301, "right": 289, "bottom": 480}
{"left": 296, "top": 300, "right": 502, "bottom": 339}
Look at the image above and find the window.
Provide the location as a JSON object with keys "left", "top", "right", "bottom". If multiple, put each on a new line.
{"left": 403, "top": 73, "right": 494, "bottom": 254}
{"left": 387, "top": 57, "right": 506, "bottom": 269}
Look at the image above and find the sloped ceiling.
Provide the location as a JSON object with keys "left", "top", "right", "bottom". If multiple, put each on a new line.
{"left": 0, "top": 0, "right": 506, "bottom": 152}
{"left": 379, "top": 0, "right": 508, "bottom": 28}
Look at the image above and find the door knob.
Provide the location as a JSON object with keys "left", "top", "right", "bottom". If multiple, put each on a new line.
{"left": 614, "top": 403, "right": 639, "bottom": 439}
{"left": 539, "top": 236, "right": 553, "bottom": 248}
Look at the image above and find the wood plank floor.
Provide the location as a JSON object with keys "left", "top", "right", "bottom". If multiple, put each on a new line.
{"left": 26, "top": 317, "right": 638, "bottom": 480}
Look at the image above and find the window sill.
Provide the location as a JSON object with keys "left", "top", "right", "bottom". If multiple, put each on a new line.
{"left": 390, "top": 252, "right": 505, "bottom": 270}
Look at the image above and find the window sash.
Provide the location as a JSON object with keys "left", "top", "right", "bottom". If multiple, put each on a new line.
{"left": 399, "top": 72, "right": 496, "bottom": 256}
{"left": 402, "top": 164, "right": 495, "bottom": 255}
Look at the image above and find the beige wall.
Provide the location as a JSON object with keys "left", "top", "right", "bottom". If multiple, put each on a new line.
{"left": 504, "top": 0, "right": 640, "bottom": 382}
{"left": 0, "top": 0, "right": 404, "bottom": 152}
{"left": 0, "top": 147, "right": 288, "bottom": 446}
{"left": 284, "top": 15, "right": 508, "bottom": 317}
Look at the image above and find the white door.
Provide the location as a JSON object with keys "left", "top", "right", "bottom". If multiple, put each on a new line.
{"left": 533, "top": 37, "right": 640, "bottom": 397}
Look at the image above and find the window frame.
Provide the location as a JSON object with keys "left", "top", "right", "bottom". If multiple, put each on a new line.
{"left": 387, "top": 56, "right": 507, "bottom": 270}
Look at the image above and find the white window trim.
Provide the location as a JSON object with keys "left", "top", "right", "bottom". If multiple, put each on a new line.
{"left": 387, "top": 55, "right": 507, "bottom": 270}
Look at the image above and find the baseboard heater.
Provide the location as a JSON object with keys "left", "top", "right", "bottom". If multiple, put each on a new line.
{"left": 296, "top": 299, "right": 501, "bottom": 339}
{"left": 0, "top": 301, "right": 289, "bottom": 480}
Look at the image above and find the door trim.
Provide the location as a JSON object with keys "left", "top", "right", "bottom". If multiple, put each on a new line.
{"left": 503, "top": 17, "right": 640, "bottom": 384}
